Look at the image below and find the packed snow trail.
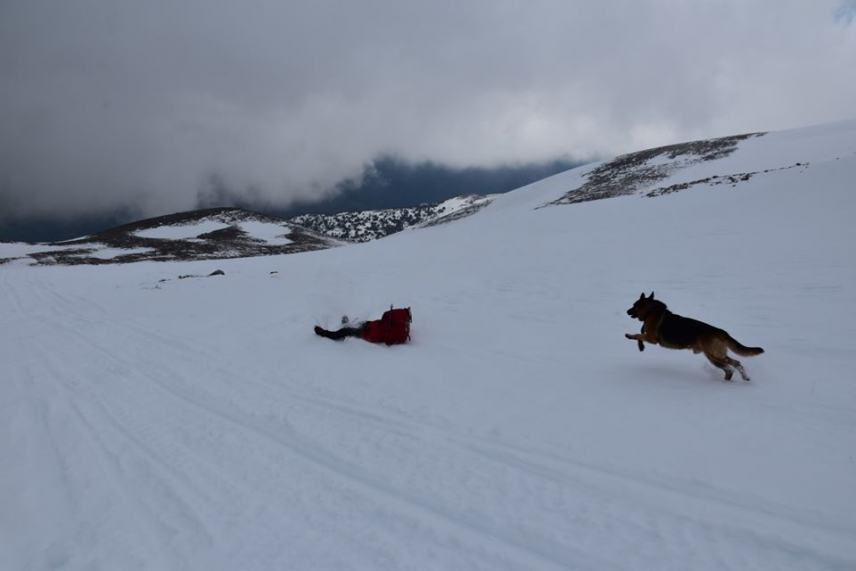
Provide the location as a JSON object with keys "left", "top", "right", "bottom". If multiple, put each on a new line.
{"left": 2, "top": 122, "right": 856, "bottom": 570}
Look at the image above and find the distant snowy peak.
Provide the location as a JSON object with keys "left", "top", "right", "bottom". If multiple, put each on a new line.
{"left": 288, "top": 195, "right": 494, "bottom": 242}
{"left": 3, "top": 208, "right": 337, "bottom": 266}
{"left": 547, "top": 132, "right": 769, "bottom": 206}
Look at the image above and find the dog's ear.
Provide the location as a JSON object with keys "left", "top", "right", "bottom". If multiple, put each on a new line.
{"left": 649, "top": 291, "right": 655, "bottom": 299}
{"left": 639, "top": 292, "right": 645, "bottom": 300}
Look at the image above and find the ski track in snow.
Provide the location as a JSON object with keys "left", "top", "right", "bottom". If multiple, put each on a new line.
{"left": 7, "top": 271, "right": 610, "bottom": 570}
{"left": 3, "top": 122, "right": 856, "bottom": 570}
{"left": 4, "top": 261, "right": 855, "bottom": 570}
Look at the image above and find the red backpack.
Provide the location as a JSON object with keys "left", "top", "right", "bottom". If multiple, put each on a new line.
{"left": 361, "top": 307, "right": 412, "bottom": 345}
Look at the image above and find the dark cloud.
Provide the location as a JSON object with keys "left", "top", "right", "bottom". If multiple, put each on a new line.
{"left": 1, "top": 0, "right": 854, "bottom": 222}
{"left": 1, "top": 157, "right": 582, "bottom": 242}
{"left": 267, "top": 155, "right": 585, "bottom": 217}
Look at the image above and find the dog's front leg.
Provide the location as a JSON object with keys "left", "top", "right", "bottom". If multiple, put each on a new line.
{"left": 626, "top": 323, "right": 647, "bottom": 351}
{"left": 624, "top": 333, "right": 646, "bottom": 351}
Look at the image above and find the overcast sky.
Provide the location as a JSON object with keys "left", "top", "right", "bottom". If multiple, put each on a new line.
{"left": 2, "top": 0, "right": 855, "bottom": 222}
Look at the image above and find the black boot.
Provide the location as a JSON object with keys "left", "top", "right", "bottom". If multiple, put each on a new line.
{"left": 314, "top": 325, "right": 337, "bottom": 340}
{"left": 315, "top": 325, "right": 362, "bottom": 341}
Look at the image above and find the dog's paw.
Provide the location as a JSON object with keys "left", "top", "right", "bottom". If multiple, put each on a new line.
{"left": 624, "top": 333, "right": 635, "bottom": 339}
{"left": 637, "top": 340, "right": 645, "bottom": 352}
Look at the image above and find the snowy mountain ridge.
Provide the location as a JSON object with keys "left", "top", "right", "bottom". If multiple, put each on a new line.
{"left": 0, "top": 208, "right": 337, "bottom": 266}
{"left": 540, "top": 120, "right": 855, "bottom": 207}
{"left": 289, "top": 195, "right": 494, "bottom": 242}
{"left": 0, "top": 196, "right": 494, "bottom": 265}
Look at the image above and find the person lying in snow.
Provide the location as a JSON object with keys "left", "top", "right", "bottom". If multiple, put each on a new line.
{"left": 314, "top": 306, "right": 412, "bottom": 345}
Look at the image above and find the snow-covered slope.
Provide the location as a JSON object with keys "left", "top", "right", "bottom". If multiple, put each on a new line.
{"left": 2, "top": 121, "right": 855, "bottom": 570}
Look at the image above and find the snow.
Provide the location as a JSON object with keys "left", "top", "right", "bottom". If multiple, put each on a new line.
{"left": 0, "top": 242, "right": 80, "bottom": 259}
{"left": 434, "top": 194, "right": 492, "bottom": 212}
{"left": 134, "top": 220, "right": 230, "bottom": 240}
{"left": 2, "top": 121, "right": 855, "bottom": 570}
{"left": 77, "top": 246, "right": 157, "bottom": 260}
{"left": 237, "top": 221, "right": 293, "bottom": 245}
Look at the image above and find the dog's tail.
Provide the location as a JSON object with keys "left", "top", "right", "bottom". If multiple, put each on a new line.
{"left": 726, "top": 335, "right": 764, "bottom": 356}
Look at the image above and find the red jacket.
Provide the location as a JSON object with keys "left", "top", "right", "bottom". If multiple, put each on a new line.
{"left": 361, "top": 307, "right": 411, "bottom": 345}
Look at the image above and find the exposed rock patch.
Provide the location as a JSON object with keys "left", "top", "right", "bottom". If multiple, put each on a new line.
{"left": 547, "top": 132, "right": 765, "bottom": 206}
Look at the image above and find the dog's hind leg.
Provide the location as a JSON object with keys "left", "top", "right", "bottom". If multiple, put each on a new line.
{"left": 705, "top": 353, "right": 734, "bottom": 381}
{"left": 725, "top": 356, "right": 750, "bottom": 381}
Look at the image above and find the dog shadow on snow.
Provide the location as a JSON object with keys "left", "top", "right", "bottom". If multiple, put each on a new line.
{"left": 612, "top": 361, "right": 752, "bottom": 386}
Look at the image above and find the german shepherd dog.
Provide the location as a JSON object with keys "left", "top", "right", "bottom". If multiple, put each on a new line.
{"left": 625, "top": 292, "right": 764, "bottom": 381}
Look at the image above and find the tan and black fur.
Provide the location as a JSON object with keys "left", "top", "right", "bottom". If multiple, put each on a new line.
{"left": 625, "top": 292, "right": 764, "bottom": 381}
